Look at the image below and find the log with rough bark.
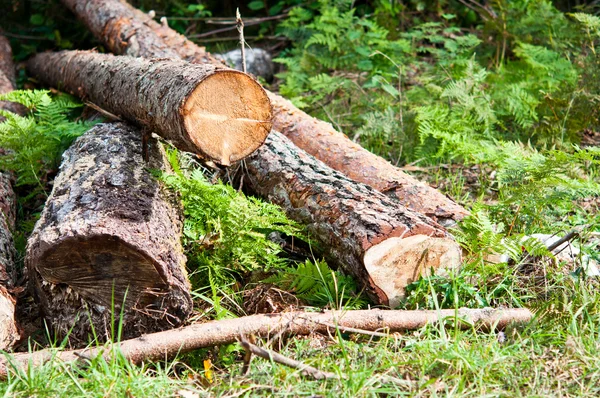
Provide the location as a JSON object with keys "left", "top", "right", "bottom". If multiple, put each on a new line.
{"left": 59, "top": 0, "right": 469, "bottom": 226}
{"left": 26, "top": 122, "right": 193, "bottom": 344}
{"left": 0, "top": 34, "right": 21, "bottom": 350}
{"left": 0, "top": 307, "right": 533, "bottom": 379}
{"left": 244, "top": 132, "right": 462, "bottom": 306}
{"left": 0, "top": 35, "right": 25, "bottom": 117}
{"left": 27, "top": 50, "right": 272, "bottom": 166}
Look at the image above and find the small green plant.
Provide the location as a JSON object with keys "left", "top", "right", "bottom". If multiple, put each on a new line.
{"left": 265, "top": 259, "right": 367, "bottom": 309}
{"left": 159, "top": 150, "right": 304, "bottom": 287}
{"left": 0, "top": 90, "right": 93, "bottom": 190}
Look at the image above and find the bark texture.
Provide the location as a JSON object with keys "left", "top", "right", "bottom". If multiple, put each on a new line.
{"left": 0, "top": 34, "right": 21, "bottom": 351}
{"left": 59, "top": 0, "right": 469, "bottom": 225}
{"left": 0, "top": 35, "right": 25, "bottom": 117}
{"left": 0, "top": 307, "right": 534, "bottom": 379}
{"left": 26, "top": 122, "right": 192, "bottom": 344}
{"left": 27, "top": 50, "right": 272, "bottom": 165}
{"left": 244, "top": 132, "right": 462, "bottom": 306}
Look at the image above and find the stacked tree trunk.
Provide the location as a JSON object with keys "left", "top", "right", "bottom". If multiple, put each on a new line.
{"left": 0, "top": 34, "right": 22, "bottom": 350}
{"left": 244, "top": 132, "right": 461, "bottom": 306}
{"left": 23, "top": 50, "right": 274, "bottom": 342}
{"left": 60, "top": 0, "right": 469, "bottom": 227}
{"left": 26, "top": 50, "right": 463, "bottom": 307}
{"left": 12, "top": 0, "right": 475, "bottom": 344}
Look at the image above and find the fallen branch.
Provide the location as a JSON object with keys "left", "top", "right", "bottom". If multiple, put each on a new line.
{"left": 0, "top": 308, "right": 533, "bottom": 379}
{"left": 239, "top": 334, "right": 338, "bottom": 380}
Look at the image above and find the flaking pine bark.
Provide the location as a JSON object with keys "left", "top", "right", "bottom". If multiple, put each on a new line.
{"left": 59, "top": 0, "right": 469, "bottom": 226}
{"left": 27, "top": 50, "right": 272, "bottom": 165}
{"left": 0, "top": 34, "right": 22, "bottom": 350}
{"left": 26, "top": 123, "right": 192, "bottom": 344}
{"left": 244, "top": 132, "right": 462, "bottom": 306}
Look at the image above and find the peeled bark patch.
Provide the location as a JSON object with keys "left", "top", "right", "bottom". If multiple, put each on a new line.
{"left": 27, "top": 50, "right": 272, "bottom": 165}
{"left": 26, "top": 122, "right": 192, "bottom": 343}
{"left": 244, "top": 132, "right": 461, "bottom": 306}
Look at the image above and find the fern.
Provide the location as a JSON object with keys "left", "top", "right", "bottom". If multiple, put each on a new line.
{"left": 0, "top": 90, "right": 93, "bottom": 188}
{"left": 159, "top": 150, "right": 304, "bottom": 286}
{"left": 264, "top": 259, "right": 366, "bottom": 309}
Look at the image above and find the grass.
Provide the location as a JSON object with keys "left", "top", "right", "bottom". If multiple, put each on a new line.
{"left": 2, "top": 270, "right": 600, "bottom": 396}
{"left": 3, "top": 296, "right": 600, "bottom": 397}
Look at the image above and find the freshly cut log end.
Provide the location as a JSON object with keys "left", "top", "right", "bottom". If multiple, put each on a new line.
{"left": 364, "top": 235, "right": 462, "bottom": 307}
{"left": 243, "top": 131, "right": 462, "bottom": 306}
{"left": 183, "top": 70, "right": 272, "bottom": 165}
{"left": 26, "top": 122, "right": 193, "bottom": 344}
{"left": 26, "top": 51, "right": 272, "bottom": 165}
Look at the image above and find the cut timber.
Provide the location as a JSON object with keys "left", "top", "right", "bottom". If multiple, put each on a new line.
{"left": 27, "top": 50, "right": 272, "bottom": 166}
{"left": 25, "top": 122, "right": 192, "bottom": 344}
{"left": 0, "top": 307, "right": 534, "bottom": 379}
{"left": 0, "top": 35, "right": 25, "bottom": 117}
{"left": 244, "top": 132, "right": 462, "bottom": 306}
{"left": 59, "top": 0, "right": 469, "bottom": 225}
{"left": 0, "top": 34, "right": 21, "bottom": 350}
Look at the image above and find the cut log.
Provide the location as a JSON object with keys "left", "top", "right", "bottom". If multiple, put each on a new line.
{"left": 243, "top": 132, "right": 462, "bottom": 307}
{"left": 27, "top": 50, "right": 272, "bottom": 166}
{"left": 59, "top": 0, "right": 469, "bottom": 225}
{"left": 0, "top": 35, "right": 25, "bottom": 118}
{"left": 0, "top": 34, "right": 21, "bottom": 350}
{"left": 25, "top": 122, "right": 193, "bottom": 344}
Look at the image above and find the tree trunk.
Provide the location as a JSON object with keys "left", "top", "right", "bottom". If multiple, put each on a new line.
{"left": 243, "top": 132, "right": 461, "bottom": 307}
{"left": 27, "top": 50, "right": 272, "bottom": 166}
{"left": 0, "top": 34, "right": 21, "bottom": 350}
{"left": 25, "top": 122, "right": 193, "bottom": 344}
{"left": 59, "top": 0, "right": 469, "bottom": 226}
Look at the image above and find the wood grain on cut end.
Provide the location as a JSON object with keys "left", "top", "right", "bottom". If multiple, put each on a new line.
{"left": 364, "top": 235, "right": 462, "bottom": 307}
{"left": 36, "top": 236, "right": 172, "bottom": 310}
{"left": 182, "top": 70, "right": 272, "bottom": 165}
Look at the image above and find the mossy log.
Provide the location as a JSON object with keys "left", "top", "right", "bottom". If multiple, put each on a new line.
{"left": 25, "top": 122, "right": 192, "bottom": 344}
{"left": 244, "top": 132, "right": 462, "bottom": 306}
{"left": 0, "top": 34, "right": 21, "bottom": 350}
{"left": 59, "top": 0, "right": 469, "bottom": 226}
{"left": 27, "top": 50, "right": 272, "bottom": 166}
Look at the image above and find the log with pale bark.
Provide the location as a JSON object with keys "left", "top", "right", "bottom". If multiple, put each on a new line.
{"left": 0, "top": 307, "right": 533, "bottom": 379}
{"left": 0, "top": 34, "right": 21, "bottom": 351}
{"left": 25, "top": 122, "right": 192, "bottom": 344}
{"left": 59, "top": 0, "right": 469, "bottom": 226}
{"left": 244, "top": 132, "right": 462, "bottom": 306}
{"left": 27, "top": 50, "right": 272, "bottom": 166}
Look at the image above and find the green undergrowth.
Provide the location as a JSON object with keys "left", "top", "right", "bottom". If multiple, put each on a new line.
{"left": 0, "top": 90, "right": 92, "bottom": 192}
{"left": 158, "top": 149, "right": 366, "bottom": 317}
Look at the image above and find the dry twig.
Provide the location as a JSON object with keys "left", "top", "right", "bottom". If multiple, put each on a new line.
{"left": 238, "top": 334, "right": 338, "bottom": 380}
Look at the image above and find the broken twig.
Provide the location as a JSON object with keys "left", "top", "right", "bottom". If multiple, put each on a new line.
{"left": 238, "top": 334, "right": 338, "bottom": 380}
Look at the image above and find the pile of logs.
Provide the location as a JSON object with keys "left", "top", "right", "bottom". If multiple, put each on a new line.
{"left": 0, "top": 0, "right": 473, "bottom": 347}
